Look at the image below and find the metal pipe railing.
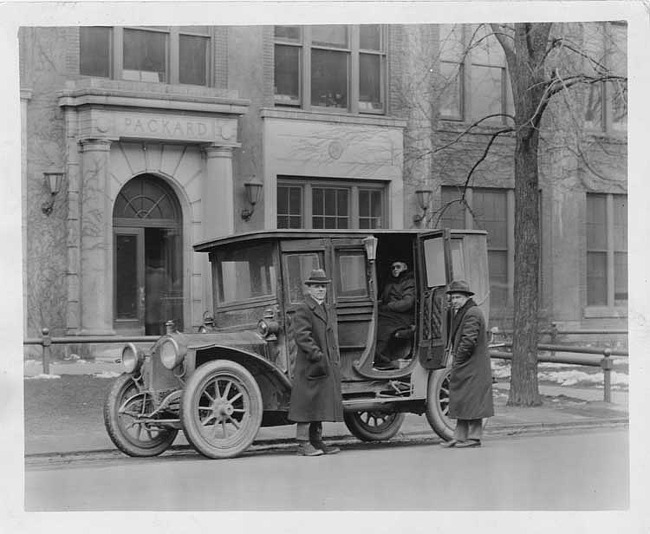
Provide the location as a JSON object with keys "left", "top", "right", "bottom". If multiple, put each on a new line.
{"left": 24, "top": 328, "right": 159, "bottom": 377}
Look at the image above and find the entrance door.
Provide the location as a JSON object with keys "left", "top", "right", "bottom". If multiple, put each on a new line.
{"left": 113, "top": 174, "right": 183, "bottom": 335}
{"left": 114, "top": 228, "right": 145, "bottom": 333}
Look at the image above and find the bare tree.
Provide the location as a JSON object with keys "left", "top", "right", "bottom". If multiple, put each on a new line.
{"left": 412, "top": 22, "right": 626, "bottom": 405}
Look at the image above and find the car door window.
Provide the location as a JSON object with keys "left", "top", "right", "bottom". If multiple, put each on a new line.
{"left": 335, "top": 250, "right": 368, "bottom": 298}
{"left": 284, "top": 253, "right": 323, "bottom": 304}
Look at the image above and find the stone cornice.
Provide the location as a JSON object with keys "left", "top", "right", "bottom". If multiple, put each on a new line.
{"left": 58, "top": 79, "right": 250, "bottom": 116}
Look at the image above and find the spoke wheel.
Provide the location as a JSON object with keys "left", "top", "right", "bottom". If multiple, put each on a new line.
{"left": 181, "top": 360, "right": 263, "bottom": 459}
{"left": 344, "top": 410, "right": 405, "bottom": 442}
{"left": 425, "top": 367, "right": 454, "bottom": 441}
{"left": 104, "top": 374, "right": 178, "bottom": 457}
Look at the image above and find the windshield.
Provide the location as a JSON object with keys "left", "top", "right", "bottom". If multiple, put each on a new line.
{"left": 215, "top": 243, "right": 276, "bottom": 303}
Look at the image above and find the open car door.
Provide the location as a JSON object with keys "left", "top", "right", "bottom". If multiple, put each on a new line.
{"left": 416, "top": 229, "right": 453, "bottom": 370}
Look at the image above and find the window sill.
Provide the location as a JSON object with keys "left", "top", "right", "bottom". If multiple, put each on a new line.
{"left": 261, "top": 107, "right": 407, "bottom": 128}
{"left": 583, "top": 306, "right": 628, "bottom": 319}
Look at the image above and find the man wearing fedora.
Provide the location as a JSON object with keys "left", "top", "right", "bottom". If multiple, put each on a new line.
{"left": 441, "top": 280, "right": 494, "bottom": 448}
{"left": 288, "top": 268, "right": 344, "bottom": 456}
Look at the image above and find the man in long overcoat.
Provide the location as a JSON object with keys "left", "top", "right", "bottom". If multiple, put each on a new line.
{"left": 442, "top": 280, "right": 494, "bottom": 448}
{"left": 288, "top": 269, "right": 344, "bottom": 456}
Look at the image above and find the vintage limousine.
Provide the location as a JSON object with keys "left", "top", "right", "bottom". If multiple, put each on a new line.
{"left": 104, "top": 228, "right": 489, "bottom": 459}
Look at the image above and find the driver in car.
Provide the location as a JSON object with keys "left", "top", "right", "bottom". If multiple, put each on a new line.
{"left": 374, "top": 260, "right": 416, "bottom": 370}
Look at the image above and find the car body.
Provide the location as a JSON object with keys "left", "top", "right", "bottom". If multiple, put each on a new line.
{"left": 104, "top": 228, "right": 489, "bottom": 458}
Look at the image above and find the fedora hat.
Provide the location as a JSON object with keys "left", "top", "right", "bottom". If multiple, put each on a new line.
{"left": 304, "top": 268, "right": 331, "bottom": 285}
{"left": 446, "top": 280, "right": 474, "bottom": 296}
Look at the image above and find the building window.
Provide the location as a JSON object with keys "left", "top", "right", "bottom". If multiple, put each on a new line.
{"left": 277, "top": 177, "right": 386, "bottom": 229}
{"left": 586, "top": 193, "right": 627, "bottom": 307}
{"left": 438, "top": 24, "right": 512, "bottom": 124}
{"left": 79, "top": 26, "right": 211, "bottom": 86}
{"left": 583, "top": 22, "right": 627, "bottom": 133}
{"left": 441, "top": 186, "right": 514, "bottom": 316}
{"left": 274, "top": 25, "right": 386, "bottom": 114}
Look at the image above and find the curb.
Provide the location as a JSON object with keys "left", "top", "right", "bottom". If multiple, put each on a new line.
{"left": 25, "top": 417, "right": 628, "bottom": 464}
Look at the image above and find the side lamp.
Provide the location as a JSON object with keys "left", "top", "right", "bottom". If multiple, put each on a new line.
{"left": 362, "top": 235, "right": 378, "bottom": 263}
{"left": 241, "top": 177, "right": 264, "bottom": 221}
{"left": 41, "top": 171, "right": 64, "bottom": 216}
{"left": 413, "top": 188, "right": 433, "bottom": 224}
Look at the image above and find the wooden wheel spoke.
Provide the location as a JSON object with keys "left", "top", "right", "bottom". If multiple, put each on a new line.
{"left": 225, "top": 416, "right": 241, "bottom": 430}
{"left": 228, "top": 391, "right": 243, "bottom": 404}
{"left": 222, "top": 381, "right": 233, "bottom": 399}
{"left": 202, "top": 414, "right": 217, "bottom": 427}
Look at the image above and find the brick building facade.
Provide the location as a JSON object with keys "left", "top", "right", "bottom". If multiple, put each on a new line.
{"left": 19, "top": 23, "right": 627, "bottom": 351}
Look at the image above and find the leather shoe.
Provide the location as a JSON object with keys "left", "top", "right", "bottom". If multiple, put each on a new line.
{"left": 456, "top": 439, "right": 481, "bottom": 448}
{"left": 440, "top": 439, "right": 458, "bottom": 448}
{"left": 315, "top": 442, "right": 341, "bottom": 455}
{"left": 374, "top": 360, "right": 399, "bottom": 370}
{"left": 297, "top": 442, "right": 324, "bottom": 456}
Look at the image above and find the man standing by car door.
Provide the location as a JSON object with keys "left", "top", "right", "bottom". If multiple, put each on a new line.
{"left": 441, "top": 280, "right": 494, "bottom": 448}
{"left": 288, "top": 269, "right": 344, "bottom": 456}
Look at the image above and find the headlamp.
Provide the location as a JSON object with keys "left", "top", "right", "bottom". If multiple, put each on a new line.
{"left": 121, "top": 343, "right": 143, "bottom": 373}
{"left": 160, "top": 338, "right": 185, "bottom": 370}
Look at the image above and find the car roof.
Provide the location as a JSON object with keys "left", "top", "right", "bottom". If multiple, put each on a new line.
{"left": 193, "top": 228, "right": 487, "bottom": 252}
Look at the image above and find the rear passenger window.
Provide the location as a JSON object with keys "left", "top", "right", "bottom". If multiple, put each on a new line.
{"left": 336, "top": 251, "right": 368, "bottom": 298}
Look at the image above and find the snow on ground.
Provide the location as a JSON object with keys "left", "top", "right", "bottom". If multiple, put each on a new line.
{"left": 491, "top": 360, "right": 628, "bottom": 389}
{"left": 93, "top": 371, "right": 122, "bottom": 379}
{"left": 24, "top": 373, "right": 61, "bottom": 380}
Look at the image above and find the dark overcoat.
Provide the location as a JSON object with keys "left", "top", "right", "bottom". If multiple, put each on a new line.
{"left": 448, "top": 299, "right": 494, "bottom": 420}
{"left": 288, "top": 295, "right": 344, "bottom": 423}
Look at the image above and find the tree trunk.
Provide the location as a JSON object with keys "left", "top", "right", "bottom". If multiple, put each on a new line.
{"left": 509, "top": 124, "right": 542, "bottom": 406}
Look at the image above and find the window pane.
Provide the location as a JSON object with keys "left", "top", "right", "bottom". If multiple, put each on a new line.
{"left": 312, "top": 187, "right": 349, "bottom": 229}
{"left": 285, "top": 253, "right": 322, "bottom": 303}
{"left": 277, "top": 185, "right": 303, "bottom": 229}
{"left": 275, "top": 25, "right": 301, "bottom": 41}
{"left": 179, "top": 34, "right": 207, "bottom": 85}
{"left": 312, "top": 25, "right": 348, "bottom": 48}
{"left": 584, "top": 83, "right": 604, "bottom": 130}
{"left": 359, "top": 53, "right": 382, "bottom": 111}
{"left": 471, "top": 24, "right": 505, "bottom": 65}
{"left": 440, "top": 187, "right": 466, "bottom": 229}
{"left": 587, "top": 251, "right": 607, "bottom": 305}
{"left": 473, "top": 189, "right": 507, "bottom": 249}
{"left": 614, "top": 252, "right": 627, "bottom": 304}
{"left": 274, "top": 44, "right": 300, "bottom": 104}
{"left": 613, "top": 195, "right": 627, "bottom": 251}
{"left": 80, "top": 26, "right": 111, "bottom": 78}
{"left": 488, "top": 250, "right": 508, "bottom": 312}
{"left": 311, "top": 49, "right": 348, "bottom": 108}
{"left": 337, "top": 252, "right": 368, "bottom": 297}
{"left": 359, "top": 189, "right": 383, "bottom": 229}
{"left": 123, "top": 29, "right": 167, "bottom": 82}
{"left": 586, "top": 194, "right": 607, "bottom": 250}
{"left": 471, "top": 65, "right": 503, "bottom": 121}
{"left": 360, "top": 25, "right": 381, "bottom": 50}
{"left": 440, "top": 24, "right": 465, "bottom": 62}
{"left": 216, "top": 244, "right": 276, "bottom": 303}
{"left": 440, "top": 62, "right": 462, "bottom": 118}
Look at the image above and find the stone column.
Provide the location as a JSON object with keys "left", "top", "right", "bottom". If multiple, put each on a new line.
{"left": 201, "top": 144, "right": 236, "bottom": 316}
{"left": 79, "top": 138, "right": 114, "bottom": 335}
{"left": 203, "top": 145, "right": 235, "bottom": 238}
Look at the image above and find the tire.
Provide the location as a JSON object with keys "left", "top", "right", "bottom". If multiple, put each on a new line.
{"left": 181, "top": 360, "right": 263, "bottom": 459}
{"left": 344, "top": 411, "right": 406, "bottom": 442}
{"left": 104, "top": 374, "right": 178, "bottom": 457}
{"left": 425, "top": 367, "right": 455, "bottom": 441}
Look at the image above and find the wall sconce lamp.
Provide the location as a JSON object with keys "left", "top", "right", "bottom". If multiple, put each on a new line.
{"left": 41, "top": 171, "right": 64, "bottom": 216}
{"left": 241, "top": 177, "right": 264, "bottom": 221}
{"left": 413, "top": 188, "right": 433, "bottom": 224}
{"left": 362, "top": 235, "right": 378, "bottom": 263}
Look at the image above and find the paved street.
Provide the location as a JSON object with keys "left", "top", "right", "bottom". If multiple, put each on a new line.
{"left": 25, "top": 428, "right": 628, "bottom": 511}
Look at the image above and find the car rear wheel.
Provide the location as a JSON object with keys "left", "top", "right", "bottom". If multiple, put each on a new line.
{"left": 425, "top": 367, "right": 455, "bottom": 441}
{"left": 104, "top": 374, "right": 178, "bottom": 457}
{"left": 181, "top": 360, "right": 263, "bottom": 459}
{"left": 344, "top": 411, "right": 406, "bottom": 442}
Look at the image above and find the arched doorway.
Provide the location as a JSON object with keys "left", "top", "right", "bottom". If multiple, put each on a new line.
{"left": 113, "top": 174, "right": 183, "bottom": 335}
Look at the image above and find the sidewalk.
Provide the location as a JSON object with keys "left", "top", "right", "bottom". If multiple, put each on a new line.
{"left": 23, "top": 358, "right": 629, "bottom": 457}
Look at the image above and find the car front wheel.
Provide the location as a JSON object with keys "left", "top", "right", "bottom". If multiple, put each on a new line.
{"left": 344, "top": 411, "right": 406, "bottom": 442}
{"left": 104, "top": 374, "right": 178, "bottom": 457}
{"left": 181, "top": 359, "right": 263, "bottom": 459}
